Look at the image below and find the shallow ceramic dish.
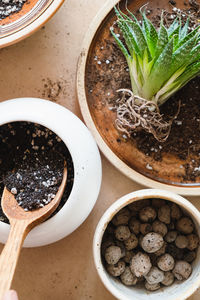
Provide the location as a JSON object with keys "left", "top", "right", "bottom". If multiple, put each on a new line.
{"left": 0, "top": 0, "right": 64, "bottom": 48}
{"left": 0, "top": 98, "right": 102, "bottom": 247}
{"left": 77, "top": 0, "right": 200, "bottom": 195}
{"left": 93, "top": 189, "right": 200, "bottom": 300}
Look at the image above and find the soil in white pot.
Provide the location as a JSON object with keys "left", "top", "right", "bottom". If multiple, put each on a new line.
{"left": 0, "top": 122, "right": 74, "bottom": 222}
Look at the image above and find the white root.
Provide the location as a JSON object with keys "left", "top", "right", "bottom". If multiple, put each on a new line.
{"left": 113, "top": 89, "right": 175, "bottom": 142}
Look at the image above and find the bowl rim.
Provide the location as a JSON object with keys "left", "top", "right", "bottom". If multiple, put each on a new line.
{"left": 0, "top": 97, "right": 102, "bottom": 247}
{"left": 93, "top": 188, "right": 200, "bottom": 300}
{"left": 0, "top": 0, "right": 64, "bottom": 48}
{"left": 76, "top": 0, "right": 200, "bottom": 196}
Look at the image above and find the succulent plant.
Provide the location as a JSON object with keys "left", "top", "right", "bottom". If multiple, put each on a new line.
{"left": 111, "top": 7, "right": 200, "bottom": 141}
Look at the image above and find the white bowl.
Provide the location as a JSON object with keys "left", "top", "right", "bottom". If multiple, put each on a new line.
{"left": 93, "top": 189, "right": 200, "bottom": 300}
{"left": 0, "top": 98, "right": 102, "bottom": 247}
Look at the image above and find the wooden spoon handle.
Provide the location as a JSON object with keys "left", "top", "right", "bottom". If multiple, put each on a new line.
{"left": 0, "top": 219, "right": 30, "bottom": 299}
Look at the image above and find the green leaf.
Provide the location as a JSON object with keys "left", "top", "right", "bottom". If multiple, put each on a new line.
{"left": 142, "top": 12, "right": 158, "bottom": 58}
{"left": 155, "top": 24, "right": 168, "bottom": 60}
{"left": 179, "top": 17, "right": 189, "bottom": 39}
{"left": 175, "top": 61, "right": 200, "bottom": 87}
{"left": 174, "top": 25, "right": 200, "bottom": 51}
{"left": 142, "top": 39, "right": 173, "bottom": 99}
{"left": 169, "top": 33, "right": 198, "bottom": 75}
{"left": 111, "top": 29, "right": 130, "bottom": 59}
{"left": 167, "top": 17, "right": 179, "bottom": 36}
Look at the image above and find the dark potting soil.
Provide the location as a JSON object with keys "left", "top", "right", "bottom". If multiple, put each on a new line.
{"left": 0, "top": 0, "right": 27, "bottom": 20}
{"left": 0, "top": 122, "right": 74, "bottom": 222}
{"left": 86, "top": 0, "right": 200, "bottom": 182}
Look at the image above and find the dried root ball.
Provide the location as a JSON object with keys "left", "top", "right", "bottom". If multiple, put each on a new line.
{"left": 130, "top": 252, "right": 152, "bottom": 277}
{"left": 175, "top": 235, "right": 189, "bottom": 249}
{"left": 120, "top": 267, "right": 138, "bottom": 286}
{"left": 173, "top": 261, "right": 192, "bottom": 280}
{"left": 152, "top": 220, "right": 168, "bottom": 237}
{"left": 106, "top": 261, "right": 126, "bottom": 277}
{"left": 128, "top": 199, "right": 150, "bottom": 212}
{"left": 171, "top": 203, "right": 182, "bottom": 220}
{"left": 129, "top": 217, "right": 140, "bottom": 235}
{"left": 140, "top": 223, "right": 152, "bottom": 235}
{"left": 124, "top": 233, "right": 138, "bottom": 250}
{"left": 115, "top": 225, "right": 131, "bottom": 241}
{"left": 157, "top": 254, "right": 175, "bottom": 271}
{"left": 161, "top": 272, "right": 174, "bottom": 286}
{"left": 141, "top": 232, "right": 164, "bottom": 253}
{"left": 139, "top": 206, "right": 157, "bottom": 223}
{"left": 158, "top": 205, "right": 171, "bottom": 224}
{"left": 165, "top": 231, "right": 177, "bottom": 243}
{"left": 187, "top": 234, "right": 199, "bottom": 251}
{"left": 145, "top": 267, "right": 164, "bottom": 284}
{"left": 112, "top": 208, "right": 130, "bottom": 226}
{"left": 105, "top": 246, "right": 122, "bottom": 265}
{"left": 176, "top": 217, "right": 194, "bottom": 234}
{"left": 145, "top": 281, "right": 160, "bottom": 291}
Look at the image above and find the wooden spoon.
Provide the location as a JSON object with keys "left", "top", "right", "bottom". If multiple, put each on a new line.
{"left": 0, "top": 164, "right": 67, "bottom": 299}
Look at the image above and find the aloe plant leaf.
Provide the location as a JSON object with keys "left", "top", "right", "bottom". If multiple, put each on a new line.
{"left": 142, "top": 12, "right": 158, "bottom": 58}
{"left": 168, "top": 17, "right": 179, "bottom": 36}
{"left": 111, "top": 29, "right": 130, "bottom": 59}
{"left": 179, "top": 17, "right": 189, "bottom": 39}
{"left": 142, "top": 39, "right": 173, "bottom": 99}
{"left": 155, "top": 24, "right": 169, "bottom": 59}
{"left": 170, "top": 33, "right": 198, "bottom": 75}
{"left": 174, "top": 25, "right": 200, "bottom": 51}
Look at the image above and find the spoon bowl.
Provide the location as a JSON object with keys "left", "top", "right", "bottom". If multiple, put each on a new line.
{"left": 0, "top": 164, "right": 67, "bottom": 298}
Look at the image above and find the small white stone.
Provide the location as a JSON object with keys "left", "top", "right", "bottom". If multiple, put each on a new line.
{"left": 11, "top": 188, "right": 17, "bottom": 195}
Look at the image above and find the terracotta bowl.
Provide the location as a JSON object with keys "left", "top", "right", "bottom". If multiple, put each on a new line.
{"left": 0, "top": 98, "right": 102, "bottom": 247}
{"left": 0, "top": 0, "right": 64, "bottom": 48}
{"left": 77, "top": 0, "right": 200, "bottom": 195}
{"left": 93, "top": 189, "right": 200, "bottom": 300}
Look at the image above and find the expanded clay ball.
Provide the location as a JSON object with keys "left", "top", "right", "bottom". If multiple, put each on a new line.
{"left": 184, "top": 251, "right": 196, "bottom": 263}
{"left": 157, "top": 254, "right": 175, "bottom": 271}
{"left": 129, "top": 217, "right": 140, "bottom": 234}
{"left": 161, "top": 271, "right": 174, "bottom": 286}
{"left": 175, "top": 235, "right": 189, "bottom": 249}
{"left": 152, "top": 220, "right": 168, "bottom": 237}
{"left": 173, "top": 261, "right": 192, "bottom": 280}
{"left": 141, "top": 232, "right": 164, "bottom": 253}
{"left": 145, "top": 281, "right": 160, "bottom": 291}
{"left": 112, "top": 208, "right": 130, "bottom": 226}
{"left": 187, "top": 234, "right": 199, "bottom": 251}
{"left": 106, "top": 261, "right": 126, "bottom": 277}
{"left": 115, "top": 225, "right": 131, "bottom": 241}
{"left": 165, "top": 231, "right": 178, "bottom": 243}
{"left": 128, "top": 199, "right": 150, "bottom": 212}
{"left": 140, "top": 223, "right": 152, "bottom": 235}
{"left": 152, "top": 198, "right": 165, "bottom": 207}
{"left": 120, "top": 266, "right": 138, "bottom": 286}
{"left": 139, "top": 206, "right": 156, "bottom": 223}
{"left": 171, "top": 203, "right": 182, "bottom": 220}
{"left": 124, "top": 233, "right": 138, "bottom": 250}
{"left": 105, "top": 246, "right": 122, "bottom": 265}
{"left": 154, "top": 242, "right": 167, "bottom": 257}
{"left": 166, "top": 244, "right": 184, "bottom": 260}
{"left": 158, "top": 205, "right": 171, "bottom": 224}
{"left": 123, "top": 250, "right": 134, "bottom": 263}
{"left": 176, "top": 217, "right": 194, "bottom": 234}
{"left": 130, "top": 252, "right": 152, "bottom": 277}
{"left": 145, "top": 267, "right": 164, "bottom": 284}
{"left": 115, "top": 240, "right": 126, "bottom": 257}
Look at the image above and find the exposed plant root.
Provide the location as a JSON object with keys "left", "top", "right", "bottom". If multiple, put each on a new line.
{"left": 113, "top": 89, "right": 178, "bottom": 142}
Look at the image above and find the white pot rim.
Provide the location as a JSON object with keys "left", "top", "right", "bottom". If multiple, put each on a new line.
{"left": 93, "top": 189, "right": 200, "bottom": 300}
{"left": 0, "top": 98, "right": 102, "bottom": 247}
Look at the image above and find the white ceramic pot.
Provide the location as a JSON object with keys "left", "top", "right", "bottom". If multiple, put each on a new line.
{"left": 93, "top": 189, "right": 200, "bottom": 300}
{"left": 0, "top": 98, "right": 102, "bottom": 247}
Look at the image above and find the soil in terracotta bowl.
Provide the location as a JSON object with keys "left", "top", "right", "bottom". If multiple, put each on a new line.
{"left": 85, "top": 0, "right": 200, "bottom": 186}
{"left": 0, "top": 121, "right": 74, "bottom": 223}
{"left": 101, "top": 198, "right": 200, "bottom": 291}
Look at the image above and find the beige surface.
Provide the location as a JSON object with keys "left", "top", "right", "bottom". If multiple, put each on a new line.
{"left": 0, "top": 0, "right": 199, "bottom": 299}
